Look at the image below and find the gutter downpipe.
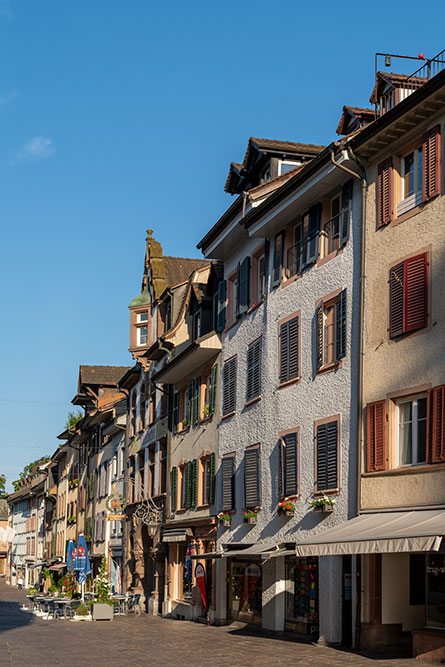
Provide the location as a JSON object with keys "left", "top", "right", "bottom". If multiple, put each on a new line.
{"left": 330, "top": 144, "right": 367, "bottom": 651}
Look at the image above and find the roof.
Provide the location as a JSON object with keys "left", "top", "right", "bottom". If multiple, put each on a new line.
{"left": 128, "top": 289, "right": 151, "bottom": 308}
{"left": 336, "top": 106, "right": 375, "bottom": 135}
{"left": 249, "top": 137, "right": 325, "bottom": 155}
{"left": 369, "top": 71, "right": 427, "bottom": 104}
{"left": 163, "top": 256, "right": 209, "bottom": 288}
{"left": 78, "top": 365, "right": 132, "bottom": 387}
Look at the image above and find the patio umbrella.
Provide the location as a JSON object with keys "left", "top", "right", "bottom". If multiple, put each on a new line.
{"left": 66, "top": 540, "right": 75, "bottom": 573}
{"left": 73, "top": 534, "right": 91, "bottom": 600}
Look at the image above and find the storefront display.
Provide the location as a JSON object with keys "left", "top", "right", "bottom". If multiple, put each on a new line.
{"left": 427, "top": 553, "right": 445, "bottom": 629}
{"left": 285, "top": 557, "right": 318, "bottom": 636}
{"left": 230, "top": 561, "right": 262, "bottom": 623}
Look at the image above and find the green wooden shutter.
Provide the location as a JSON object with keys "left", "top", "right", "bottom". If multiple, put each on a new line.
{"left": 340, "top": 180, "right": 352, "bottom": 245}
{"left": 210, "top": 365, "right": 218, "bottom": 414}
{"left": 172, "top": 391, "right": 180, "bottom": 433}
{"left": 246, "top": 338, "right": 261, "bottom": 401}
{"left": 244, "top": 448, "right": 260, "bottom": 508}
{"left": 272, "top": 232, "right": 284, "bottom": 286}
{"left": 208, "top": 452, "right": 216, "bottom": 504}
{"left": 186, "top": 380, "right": 193, "bottom": 425}
{"left": 315, "top": 303, "right": 324, "bottom": 370}
{"left": 336, "top": 289, "right": 347, "bottom": 361}
{"left": 193, "top": 377, "right": 201, "bottom": 425}
{"left": 191, "top": 459, "right": 198, "bottom": 507}
{"left": 221, "top": 456, "right": 234, "bottom": 511}
{"left": 217, "top": 280, "right": 226, "bottom": 332}
{"left": 185, "top": 461, "right": 192, "bottom": 508}
{"left": 223, "top": 358, "right": 236, "bottom": 415}
{"left": 170, "top": 467, "right": 177, "bottom": 512}
{"left": 284, "top": 432, "right": 298, "bottom": 496}
{"left": 305, "top": 203, "right": 321, "bottom": 265}
{"left": 238, "top": 256, "right": 250, "bottom": 314}
{"left": 316, "top": 421, "right": 338, "bottom": 491}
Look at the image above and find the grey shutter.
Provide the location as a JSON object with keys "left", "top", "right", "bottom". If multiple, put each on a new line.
{"left": 238, "top": 257, "right": 250, "bottom": 315}
{"left": 246, "top": 338, "right": 261, "bottom": 402}
{"left": 221, "top": 456, "right": 234, "bottom": 511}
{"left": 306, "top": 204, "right": 321, "bottom": 265}
{"left": 185, "top": 461, "right": 192, "bottom": 508}
{"left": 191, "top": 459, "right": 198, "bottom": 507}
{"left": 210, "top": 364, "right": 218, "bottom": 414}
{"left": 193, "top": 377, "right": 201, "bottom": 425}
{"left": 336, "top": 289, "right": 347, "bottom": 361}
{"left": 340, "top": 180, "right": 352, "bottom": 245}
{"left": 208, "top": 452, "right": 216, "bottom": 504}
{"left": 172, "top": 391, "right": 180, "bottom": 433}
{"left": 315, "top": 303, "right": 324, "bottom": 370}
{"left": 222, "top": 358, "right": 236, "bottom": 415}
{"left": 279, "top": 316, "right": 299, "bottom": 384}
{"left": 186, "top": 380, "right": 193, "bottom": 424}
{"left": 389, "top": 262, "right": 404, "bottom": 338}
{"left": 217, "top": 280, "right": 226, "bottom": 332}
{"left": 171, "top": 467, "right": 177, "bottom": 512}
{"left": 244, "top": 448, "right": 260, "bottom": 508}
{"left": 316, "top": 421, "right": 338, "bottom": 491}
{"left": 272, "top": 232, "right": 284, "bottom": 286}
{"left": 284, "top": 432, "right": 298, "bottom": 496}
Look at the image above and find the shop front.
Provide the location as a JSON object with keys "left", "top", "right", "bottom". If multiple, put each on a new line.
{"left": 284, "top": 556, "right": 319, "bottom": 637}
{"left": 228, "top": 560, "right": 262, "bottom": 625}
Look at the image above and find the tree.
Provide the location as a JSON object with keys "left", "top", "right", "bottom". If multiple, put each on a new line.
{"left": 0, "top": 474, "right": 6, "bottom": 498}
{"left": 12, "top": 456, "right": 50, "bottom": 492}
{"left": 65, "top": 410, "right": 83, "bottom": 429}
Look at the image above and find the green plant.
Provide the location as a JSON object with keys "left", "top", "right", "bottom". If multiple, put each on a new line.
{"left": 12, "top": 456, "right": 50, "bottom": 492}
{"left": 217, "top": 512, "right": 231, "bottom": 523}
{"left": 203, "top": 403, "right": 212, "bottom": 417}
{"left": 49, "top": 584, "right": 58, "bottom": 593}
{"left": 278, "top": 498, "right": 296, "bottom": 513}
{"left": 181, "top": 417, "right": 189, "bottom": 428}
{"left": 94, "top": 556, "right": 112, "bottom": 605}
{"left": 243, "top": 510, "right": 257, "bottom": 519}
{"left": 309, "top": 495, "right": 336, "bottom": 510}
{"left": 0, "top": 474, "right": 7, "bottom": 498}
{"left": 28, "top": 587, "right": 37, "bottom": 595}
{"left": 65, "top": 410, "right": 83, "bottom": 429}
{"left": 76, "top": 602, "right": 89, "bottom": 617}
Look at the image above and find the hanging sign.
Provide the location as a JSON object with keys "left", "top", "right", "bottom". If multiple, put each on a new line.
{"left": 195, "top": 563, "right": 207, "bottom": 609}
{"left": 241, "top": 563, "right": 261, "bottom": 611}
{"left": 106, "top": 483, "right": 127, "bottom": 520}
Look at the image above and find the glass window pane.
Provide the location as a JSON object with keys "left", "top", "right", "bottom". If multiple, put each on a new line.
{"left": 427, "top": 554, "right": 445, "bottom": 628}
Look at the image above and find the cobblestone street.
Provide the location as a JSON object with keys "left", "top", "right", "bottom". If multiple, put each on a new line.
{"left": 0, "top": 582, "right": 434, "bottom": 667}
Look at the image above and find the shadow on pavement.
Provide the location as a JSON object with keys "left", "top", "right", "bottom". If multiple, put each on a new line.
{"left": 0, "top": 600, "right": 33, "bottom": 634}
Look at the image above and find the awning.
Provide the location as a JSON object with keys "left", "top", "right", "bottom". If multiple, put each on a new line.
{"left": 48, "top": 563, "right": 66, "bottom": 571}
{"left": 153, "top": 333, "right": 221, "bottom": 384}
{"left": 28, "top": 561, "right": 48, "bottom": 569}
{"left": 191, "top": 543, "right": 290, "bottom": 560}
{"left": 162, "top": 528, "right": 193, "bottom": 543}
{"left": 294, "top": 510, "right": 445, "bottom": 557}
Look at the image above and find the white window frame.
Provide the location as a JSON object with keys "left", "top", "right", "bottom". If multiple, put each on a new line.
{"left": 137, "top": 312, "right": 148, "bottom": 323}
{"left": 137, "top": 325, "right": 148, "bottom": 346}
{"left": 396, "top": 395, "right": 427, "bottom": 467}
{"left": 278, "top": 160, "right": 301, "bottom": 176}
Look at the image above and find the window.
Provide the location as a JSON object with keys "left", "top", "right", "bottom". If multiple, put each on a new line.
{"left": 149, "top": 388, "right": 156, "bottom": 425}
{"left": 180, "top": 465, "right": 187, "bottom": 509}
{"left": 389, "top": 253, "right": 428, "bottom": 338}
{"left": 227, "top": 271, "right": 238, "bottom": 325}
{"left": 160, "top": 441, "right": 167, "bottom": 494}
{"left": 139, "top": 384, "right": 146, "bottom": 430}
{"left": 221, "top": 454, "right": 235, "bottom": 511}
{"left": 272, "top": 232, "right": 284, "bottom": 286}
{"left": 204, "top": 365, "right": 218, "bottom": 416}
{"left": 244, "top": 446, "right": 260, "bottom": 508}
{"left": 216, "top": 280, "right": 226, "bottom": 332}
{"left": 250, "top": 243, "right": 267, "bottom": 306}
{"left": 279, "top": 314, "right": 299, "bottom": 385}
{"left": 280, "top": 431, "right": 299, "bottom": 497}
{"left": 321, "top": 182, "right": 351, "bottom": 257}
{"left": 130, "top": 392, "right": 137, "bottom": 437}
{"left": 238, "top": 257, "right": 250, "bottom": 315}
{"left": 137, "top": 312, "right": 148, "bottom": 323}
{"left": 147, "top": 445, "right": 155, "bottom": 497}
{"left": 193, "top": 310, "right": 201, "bottom": 340}
{"left": 186, "top": 378, "right": 201, "bottom": 426}
{"left": 246, "top": 338, "right": 261, "bottom": 402}
{"left": 315, "top": 417, "right": 339, "bottom": 493}
{"left": 201, "top": 457, "right": 210, "bottom": 505}
{"left": 279, "top": 160, "right": 300, "bottom": 175}
{"left": 397, "top": 396, "right": 427, "bottom": 466}
{"left": 286, "top": 204, "right": 321, "bottom": 278}
{"left": 316, "top": 290, "right": 346, "bottom": 370}
{"left": 137, "top": 325, "right": 148, "bottom": 346}
{"left": 222, "top": 357, "right": 237, "bottom": 415}
{"left": 172, "top": 390, "right": 180, "bottom": 433}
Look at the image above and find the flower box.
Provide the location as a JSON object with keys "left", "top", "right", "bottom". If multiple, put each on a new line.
{"left": 313, "top": 503, "right": 334, "bottom": 513}
{"left": 246, "top": 516, "right": 257, "bottom": 525}
{"left": 91, "top": 603, "right": 113, "bottom": 621}
{"left": 221, "top": 519, "right": 230, "bottom": 528}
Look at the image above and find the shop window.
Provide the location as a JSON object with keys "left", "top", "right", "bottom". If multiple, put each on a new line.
{"left": 427, "top": 553, "right": 445, "bottom": 629}
{"left": 397, "top": 396, "right": 427, "bottom": 466}
{"left": 179, "top": 542, "right": 193, "bottom": 601}
{"left": 230, "top": 562, "right": 262, "bottom": 617}
{"left": 410, "top": 554, "right": 426, "bottom": 605}
{"left": 286, "top": 558, "right": 319, "bottom": 627}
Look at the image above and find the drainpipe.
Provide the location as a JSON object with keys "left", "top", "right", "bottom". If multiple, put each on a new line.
{"left": 241, "top": 191, "right": 249, "bottom": 219}
{"left": 330, "top": 144, "right": 368, "bottom": 651}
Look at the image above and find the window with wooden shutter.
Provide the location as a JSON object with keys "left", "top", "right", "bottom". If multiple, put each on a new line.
{"left": 389, "top": 253, "right": 428, "bottom": 338}
{"left": 316, "top": 419, "right": 339, "bottom": 492}
{"left": 192, "top": 377, "right": 201, "bottom": 425}
{"left": 281, "top": 432, "right": 298, "bottom": 497}
{"left": 222, "top": 357, "right": 237, "bottom": 415}
{"left": 366, "top": 401, "right": 387, "bottom": 472}
{"left": 246, "top": 338, "right": 261, "bottom": 402}
{"left": 244, "top": 447, "right": 260, "bottom": 508}
{"left": 427, "top": 386, "right": 445, "bottom": 463}
{"left": 316, "top": 290, "right": 347, "bottom": 370}
{"left": 172, "top": 390, "right": 180, "bottom": 434}
{"left": 210, "top": 364, "right": 218, "bottom": 414}
{"left": 238, "top": 257, "right": 250, "bottom": 315}
{"left": 216, "top": 280, "right": 226, "bottom": 332}
{"left": 272, "top": 232, "right": 284, "bottom": 286}
{"left": 377, "top": 158, "right": 393, "bottom": 227}
{"left": 191, "top": 459, "right": 199, "bottom": 507}
{"left": 208, "top": 452, "right": 216, "bottom": 504}
{"left": 279, "top": 314, "right": 299, "bottom": 384}
{"left": 336, "top": 289, "right": 347, "bottom": 360}
{"left": 186, "top": 380, "right": 193, "bottom": 425}
{"left": 306, "top": 203, "right": 321, "bottom": 265}
{"left": 423, "top": 125, "right": 441, "bottom": 201}
{"left": 221, "top": 455, "right": 235, "bottom": 511}
{"left": 170, "top": 467, "right": 177, "bottom": 512}
{"left": 185, "top": 461, "right": 192, "bottom": 508}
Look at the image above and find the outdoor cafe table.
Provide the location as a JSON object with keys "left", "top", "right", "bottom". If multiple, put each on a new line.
{"left": 111, "top": 595, "right": 126, "bottom": 615}
{"left": 54, "top": 599, "right": 72, "bottom": 618}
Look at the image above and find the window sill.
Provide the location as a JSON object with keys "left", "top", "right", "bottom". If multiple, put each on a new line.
{"left": 279, "top": 495, "right": 300, "bottom": 502}
{"left": 316, "top": 361, "right": 342, "bottom": 376}
{"left": 317, "top": 247, "right": 343, "bottom": 269}
{"left": 224, "top": 320, "right": 240, "bottom": 334}
{"left": 196, "top": 504, "right": 211, "bottom": 510}
{"left": 362, "top": 462, "right": 445, "bottom": 478}
{"left": 244, "top": 396, "right": 261, "bottom": 408}
{"left": 199, "top": 415, "right": 214, "bottom": 425}
{"left": 281, "top": 273, "right": 301, "bottom": 290}
{"left": 278, "top": 377, "right": 300, "bottom": 390}
{"left": 314, "top": 489, "right": 339, "bottom": 497}
{"left": 221, "top": 411, "right": 235, "bottom": 421}
{"left": 247, "top": 299, "right": 264, "bottom": 314}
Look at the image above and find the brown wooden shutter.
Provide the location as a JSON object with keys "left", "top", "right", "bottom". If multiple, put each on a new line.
{"left": 389, "top": 262, "right": 404, "bottom": 338}
{"left": 366, "top": 401, "right": 387, "bottom": 472}
{"left": 423, "top": 125, "right": 441, "bottom": 201}
{"left": 221, "top": 456, "right": 235, "bottom": 511}
{"left": 427, "top": 386, "right": 445, "bottom": 463}
{"left": 377, "top": 158, "right": 393, "bottom": 227}
{"left": 244, "top": 448, "right": 260, "bottom": 508}
{"left": 405, "top": 253, "right": 428, "bottom": 333}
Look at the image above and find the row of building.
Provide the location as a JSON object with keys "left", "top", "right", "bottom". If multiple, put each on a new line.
{"left": 6, "top": 54, "right": 445, "bottom": 660}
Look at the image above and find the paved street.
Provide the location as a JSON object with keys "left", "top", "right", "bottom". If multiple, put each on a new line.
{"left": 0, "top": 582, "right": 433, "bottom": 667}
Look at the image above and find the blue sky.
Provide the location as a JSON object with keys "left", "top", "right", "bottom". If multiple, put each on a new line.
{"left": 0, "top": 0, "right": 442, "bottom": 490}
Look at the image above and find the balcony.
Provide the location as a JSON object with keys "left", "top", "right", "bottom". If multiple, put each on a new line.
{"left": 152, "top": 332, "right": 221, "bottom": 385}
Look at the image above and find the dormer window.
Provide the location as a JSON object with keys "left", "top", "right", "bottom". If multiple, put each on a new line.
{"left": 279, "top": 160, "right": 300, "bottom": 176}
{"left": 260, "top": 166, "right": 271, "bottom": 184}
{"left": 193, "top": 310, "right": 201, "bottom": 340}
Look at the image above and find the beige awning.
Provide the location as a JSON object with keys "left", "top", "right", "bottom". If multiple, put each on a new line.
{"left": 191, "top": 543, "right": 290, "bottom": 560}
{"left": 294, "top": 510, "right": 445, "bottom": 557}
{"left": 162, "top": 528, "right": 193, "bottom": 543}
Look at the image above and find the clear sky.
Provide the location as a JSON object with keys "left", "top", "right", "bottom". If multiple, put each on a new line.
{"left": 0, "top": 0, "right": 442, "bottom": 490}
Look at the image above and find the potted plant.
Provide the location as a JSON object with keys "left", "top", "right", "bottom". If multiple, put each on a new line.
{"left": 203, "top": 403, "right": 212, "bottom": 418}
{"left": 309, "top": 495, "right": 336, "bottom": 513}
{"left": 91, "top": 556, "right": 113, "bottom": 621}
{"left": 181, "top": 417, "right": 189, "bottom": 429}
{"left": 277, "top": 498, "right": 296, "bottom": 516}
{"left": 73, "top": 602, "right": 92, "bottom": 621}
{"left": 243, "top": 510, "right": 258, "bottom": 525}
{"left": 217, "top": 512, "right": 231, "bottom": 528}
